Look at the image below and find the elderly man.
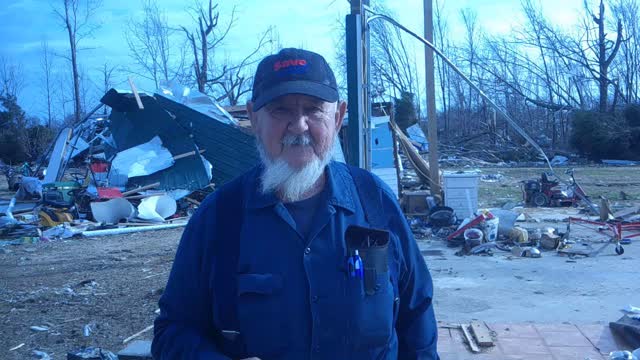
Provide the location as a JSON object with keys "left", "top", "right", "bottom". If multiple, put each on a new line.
{"left": 152, "top": 48, "right": 439, "bottom": 360}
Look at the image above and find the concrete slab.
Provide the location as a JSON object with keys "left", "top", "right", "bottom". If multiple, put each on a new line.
{"left": 421, "top": 225, "right": 640, "bottom": 324}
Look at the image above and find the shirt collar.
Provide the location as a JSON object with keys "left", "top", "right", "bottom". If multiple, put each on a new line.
{"left": 245, "top": 161, "right": 356, "bottom": 213}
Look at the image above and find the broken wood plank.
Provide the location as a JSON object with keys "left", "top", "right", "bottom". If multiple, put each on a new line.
{"left": 128, "top": 77, "right": 144, "bottom": 110}
{"left": 470, "top": 320, "right": 494, "bottom": 347}
{"left": 122, "top": 182, "right": 161, "bottom": 197}
{"left": 124, "top": 192, "right": 166, "bottom": 200}
{"left": 184, "top": 197, "right": 201, "bottom": 206}
{"left": 172, "top": 149, "right": 206, "bottom": 161}
{"left": 123, "top": 324, "right": 154, "bottom": 344}
{"left": 613, "top": 206, "right": 640, "bottom": 220}
{"left": 460, "top": 324, "right": 481, "bottom": 353}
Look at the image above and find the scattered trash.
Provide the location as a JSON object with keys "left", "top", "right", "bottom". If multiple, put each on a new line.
{"left": 608, "top": 350, "right": 637, "bottom": 359}
{"left": 464, "top": 228, "right": 484, "bottom": 248}
{"left": 9, "top": 343, "right": 25, "bottom": 351}
{"left": 84, "top": 323, "right": 92, "bottom": 337}
{"left": 480, "top": 174, "right": 503, "bottom": 182}
{"left": 511, "top": 246, "right": 541, "bottom": 258}
{"left": 550, "top": 155, "right": 569, "bottom": 166}
{"left": 42, "top": 224, "right": 78, "bottom": 240}
{"left": 30, "top": 325, "right": 49, "bottom": 332}
{"left": 488, "top": 209, "right": 519, "bottom": 236}
{"left": 540, "top": 231, "right": 561, "bottom": 250}
{"left": 509, "top": 226, "right": 529, "bottom": 243}
{"left": 483, "top": 217, "right": 499, "bottom": 242}
{"left": 90, "top": 198, "right": 135, "bottom": 224}
{"left": 137, "top": 195, "right": 177, "bottom": 222}
{"left": 429, "top": 206, "right": 457, "bottom": 228}
{"left": 32, "top": 350, "right": 52, "bottom": 360}
{"left": 67, "top": 347, "right": 118, "bottom": 360}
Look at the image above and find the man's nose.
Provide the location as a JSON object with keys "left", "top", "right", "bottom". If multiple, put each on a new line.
{"left": 287, "top": 111, "right": 309, "bottom": 134}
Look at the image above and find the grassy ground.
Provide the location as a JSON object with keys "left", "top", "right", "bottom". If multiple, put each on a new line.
{"left": 469, "top": 165, "right": 640, "bottom": 208}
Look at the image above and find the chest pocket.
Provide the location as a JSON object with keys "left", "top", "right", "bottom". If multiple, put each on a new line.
{"left": 346, "top": 226, "right": 399, "bottom": 350}
{"left": 236, "top": 273, "right": 287, "bottom": 357}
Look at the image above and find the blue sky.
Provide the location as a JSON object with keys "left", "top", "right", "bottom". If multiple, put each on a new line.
{"left": 0, "top": 0, "right": 584, "bottom": 119}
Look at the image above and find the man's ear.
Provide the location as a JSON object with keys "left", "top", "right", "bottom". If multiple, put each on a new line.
{"left": 247, "top": 101, "right": 258, "bottom": 131}
{"left": 335, "top": 101, "right": 347, "bottom": 129}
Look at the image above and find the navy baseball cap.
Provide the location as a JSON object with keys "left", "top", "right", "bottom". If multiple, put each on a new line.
{"left": 251, "top": 48, "right": 339, "bottom": 111}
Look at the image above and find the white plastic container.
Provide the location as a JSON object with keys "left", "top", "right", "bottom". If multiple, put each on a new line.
{"left": 443, "top": 171, "right": 481, "bottom": 219}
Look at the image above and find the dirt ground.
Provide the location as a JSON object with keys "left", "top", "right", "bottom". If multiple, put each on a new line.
{"left": 1, "top": 166, "right": 640, "bottom": 358}
{"left": 0, "top": 228, "right": 183, "bottom": 359}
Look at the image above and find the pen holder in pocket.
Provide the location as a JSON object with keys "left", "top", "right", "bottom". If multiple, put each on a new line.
{"left": 346, "top": 225, "right": 390, "bottom": 295}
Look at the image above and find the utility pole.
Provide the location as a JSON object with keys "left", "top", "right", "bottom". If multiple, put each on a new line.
{"left": 346, "top": 0, "right": 370, "bottom": 169}
{"left": 424, "top": 0, "right": 441, "bottom": 198}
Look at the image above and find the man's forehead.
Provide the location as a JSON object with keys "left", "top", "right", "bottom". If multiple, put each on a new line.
{"left": 266, "top": 94, "right": 331, "bottom": 107}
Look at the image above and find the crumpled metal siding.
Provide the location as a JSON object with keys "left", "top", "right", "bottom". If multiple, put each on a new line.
{"left": 155, "top": 94, "right": 259, "bottom": 186}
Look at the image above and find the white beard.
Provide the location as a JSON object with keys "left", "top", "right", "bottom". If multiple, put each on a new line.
{"left": 257, "top": 133, "right": 332, "bottom": 202}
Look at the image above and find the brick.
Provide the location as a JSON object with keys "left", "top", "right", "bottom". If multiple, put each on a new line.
{"left": 534, "top": 323, "right": 578, "bottom": 333}
{"left": 576, "top": 324, "right": 624, "bottom": 355}
{"left": 539, "top": 331, "right": 593, "bottom": 347}
{"left": 548, "top": 346, "right": 604, "bottom": 359}
{"left": 498, "top": 337, "right": 552, "bottom": 355}
{"left": 490, "top": 323, "right": 540, "bottom": 339}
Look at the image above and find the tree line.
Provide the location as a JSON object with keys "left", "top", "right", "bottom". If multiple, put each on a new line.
{"left": 357, "top": 0, "right": 640, "bottom": 160}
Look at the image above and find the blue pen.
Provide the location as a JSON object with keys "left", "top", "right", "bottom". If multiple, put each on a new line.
{"left": 348, "top": 253, "right": 356, "bottom": 277}
{"left": 353, "top": 250, "right": 363, "bottom": 279}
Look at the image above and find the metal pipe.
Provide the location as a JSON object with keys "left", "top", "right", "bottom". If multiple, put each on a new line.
{"left": 82, "top": 222, "right": 187, "bottom": 237}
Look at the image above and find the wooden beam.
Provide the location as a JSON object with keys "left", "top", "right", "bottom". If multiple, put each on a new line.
{"left": 470, "top": 320, "right": 494, "bottom": 347}
{"left": 461, "top": 324, "right": 481, "bottom": 353}
{"left": 128, "top": 77, "right": 144, "bottom": 110}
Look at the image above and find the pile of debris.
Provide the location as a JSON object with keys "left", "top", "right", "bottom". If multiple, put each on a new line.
{"left": 1, "top": 85, "right": 259, "bottom": 245}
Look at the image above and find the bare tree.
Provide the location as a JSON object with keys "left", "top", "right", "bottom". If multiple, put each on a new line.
{"left": 368, "top": 3, "right": 419, "bottom": 100}
{"left": 96, "top": 62, "right": 118, "bottom": 114}
{"left": 581, "top": 0, "right": 624, "bottom": 112}
{"left": 207, "top": 28, "right": 275, "bottom": 106}
{"left": 0, "top": 56, "right": 24, "bottom": 98}
{"left": 612, "top": 0, "right": 640, "bottom": 103}
{"left": 181, "top": 0, "right": 235, "bottom": 93}
{"left": 434, "top": 0, "right": 452, "bottom": 139}
{"left": 40, "top": 41, "right": 55, "bottom": 128}
{"left": 53, "top": 0, "right": 102, "bottom": 124}
{"left": 126, "top": 0, "right": 186, "bottom": 89}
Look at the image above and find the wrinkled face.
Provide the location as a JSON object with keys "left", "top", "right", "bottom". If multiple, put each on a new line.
{"left": 249, "top": 94, "right": 346, "bottom": 169}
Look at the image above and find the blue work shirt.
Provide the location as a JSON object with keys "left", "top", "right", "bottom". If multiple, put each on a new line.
{"left": 152, "top": 161, "right": 439, "bottom": 360}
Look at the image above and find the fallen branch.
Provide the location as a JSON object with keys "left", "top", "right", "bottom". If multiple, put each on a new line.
{"left": 123, "top": 324, "right": 154, "bottom": 344}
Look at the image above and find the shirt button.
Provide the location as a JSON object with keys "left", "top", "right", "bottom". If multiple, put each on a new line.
{"left": 313, "top": 345, "right": 320, "bottom": 353}
{"left": 312, "top": 295, "right": 319, "bottom": 303}
{"left": 304, "top": 247, "right": 311, "bottom": 255}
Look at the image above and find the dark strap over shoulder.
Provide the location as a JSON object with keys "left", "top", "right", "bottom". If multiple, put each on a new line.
{"left": 348, "top": 165, "right": 387, "bottom": 229}
{"left": 212, "top": 177, "right": 246, "bottom": 357}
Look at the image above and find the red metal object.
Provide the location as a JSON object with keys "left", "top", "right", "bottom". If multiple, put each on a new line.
{"left": 523, "top": 170, "right": 588, "bottom": 208}
{"left": 97, "top": 187, "right": 123, "bottom": 199}
{"left": 568, "top": 217, "right": 640, "bottom": 241}
{"left": 447, "top": 212, "right": 494, "bottom": 241}
{"left": 90, "top": 160, "right": 110, "bottom": 173}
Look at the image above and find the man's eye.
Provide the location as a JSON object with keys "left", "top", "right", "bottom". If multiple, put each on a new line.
{"left": 271, "top": 107, "right": 288, "bottom": 115}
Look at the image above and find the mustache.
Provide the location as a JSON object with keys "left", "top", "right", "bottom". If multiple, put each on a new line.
{"left": 282, "top": 133, "right": 313, "bottom": 146}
